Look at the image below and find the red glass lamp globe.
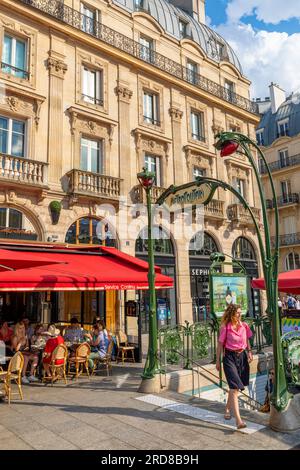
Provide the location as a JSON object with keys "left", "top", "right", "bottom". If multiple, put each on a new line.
{"left": 220, "top": 141, "right": 239, "bottom": 157}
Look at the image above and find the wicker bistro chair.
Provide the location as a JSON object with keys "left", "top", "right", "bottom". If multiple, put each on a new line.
{"left": 0, "top": 352, "right": 24, "bottom": 404}
{"left": 116, "top": 331, "right": 135, "bottom": 364}
{"left": 43, "top": 343, "right": 68, "bottom": 385}
{"left": 92, "top": 340, "right": 114, "bottom": 376}
{"left": 68, "top": 342, "right": 91, "bottom": 379}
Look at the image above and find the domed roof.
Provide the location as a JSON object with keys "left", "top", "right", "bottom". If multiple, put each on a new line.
{"left": 257, "top": 94, "right": 300, "bottom": 146}
{"left": 112, "top": 0, "right": 243, "bottom": 74}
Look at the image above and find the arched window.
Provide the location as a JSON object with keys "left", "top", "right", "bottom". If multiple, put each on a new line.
{"left": 285, "top": 253, "right": 300, "bottom": 271}
{"left": 189, "top": 232, "right": 218, "bottom": 257}
{"left": 65, "top": 217, "right": 116, "bottom": 246}
{"left": 135, "top": 226, "right": 174, "bottom": 255}
{"left": 0, "top": 207, "right": 38, "bottom": 240}
{"left": 232, "top": 237, "right": 256, "bottom": 261}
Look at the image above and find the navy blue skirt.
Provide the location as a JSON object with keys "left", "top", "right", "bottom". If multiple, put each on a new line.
{"left": 223, "top": 349, "right": 250, "bottom": 391}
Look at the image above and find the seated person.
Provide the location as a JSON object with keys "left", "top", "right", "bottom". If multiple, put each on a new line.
{"left": 43, "top": 324, "right": 65, "bottom": 378}
{"left": 0, "top": 320, "right": 14, "bottom": 357}
{"left": 30, "top": 324, "right": 47, "bottom": 350}
{"left": 64, "top": 317, "right": 86, "bottom": 343}
{"left": 88, "top": 323, "right": 109, "bottom": 370}
{"left": 20, "top": 316, "right": 34, "bottom": 341}
{"left": 11, "top": 322, "right": 39, "bottom": 384}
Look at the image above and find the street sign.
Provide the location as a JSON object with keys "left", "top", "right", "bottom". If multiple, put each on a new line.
{"left": 162, "top": 183, "right": 213, "bottom": 209}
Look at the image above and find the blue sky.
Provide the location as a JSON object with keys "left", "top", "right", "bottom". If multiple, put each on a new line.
{"left": 205, "top": 0, "right": 300, "bottom": 98}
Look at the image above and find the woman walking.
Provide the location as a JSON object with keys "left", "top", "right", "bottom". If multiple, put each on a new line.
{"left": 216, "top": 304, "right": 253, "bottom": 429}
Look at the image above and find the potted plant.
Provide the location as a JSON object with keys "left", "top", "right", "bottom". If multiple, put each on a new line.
{"left": 49, "top": 200, "right": 62, "bottom": 225}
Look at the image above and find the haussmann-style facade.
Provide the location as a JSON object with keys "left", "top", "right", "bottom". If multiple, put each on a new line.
{"left": 0, "top": 0, "right": 263, "bottom": 338}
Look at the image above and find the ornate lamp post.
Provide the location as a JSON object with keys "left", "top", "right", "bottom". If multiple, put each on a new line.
{"left": 203, "top": 131, "right": 300, "bottom": 431}
{"left": 137, "top": 167, "right": 161, "bottom": 393}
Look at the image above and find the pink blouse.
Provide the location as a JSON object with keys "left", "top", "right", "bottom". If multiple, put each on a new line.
{"left": 219, "top": 322, "right": 252, "bottom": 350}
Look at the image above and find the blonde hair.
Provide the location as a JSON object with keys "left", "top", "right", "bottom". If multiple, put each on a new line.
{"left": 13, "top": 321, "right": 26, "bottom": 338}
{"left": 221, "top": 304, "right": 242, "bottom": 326}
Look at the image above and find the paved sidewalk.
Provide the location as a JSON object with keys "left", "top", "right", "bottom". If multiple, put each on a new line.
{"left": 1, "top": 363, "right": 300, "bottom": 450}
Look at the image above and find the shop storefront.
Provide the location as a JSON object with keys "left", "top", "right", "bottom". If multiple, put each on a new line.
{"left": 189, "top": 232, "right": 219, "bottom": 322}
{"left": 135, "top": 226, "right": 177, "bottom": 333}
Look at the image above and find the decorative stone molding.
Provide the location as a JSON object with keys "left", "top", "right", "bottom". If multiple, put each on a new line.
{"left": 76, "top": 51, "right": 108, "bottom": 112}
{"left": 115, "top": 86, "right": 133, "bottom": 103}
{"left": 169, "top": 107, "right": 183, "bottom": 122}
{"left": 2, "top": 87, "right": 46, "bottom": 130}
{"left": 68, "top": 107, "right": 116, "bottom": 144}
{"left": 133, "top": 129, "right": 171, "bottom": 163}
{"left": 183, "top": 145, "right": 215, "bottom": 176}
{"left": 47, "top": 58, "right": 68, "bottom": 78}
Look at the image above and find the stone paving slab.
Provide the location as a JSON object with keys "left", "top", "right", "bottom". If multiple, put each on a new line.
{"left": 0, "top": 363, "right": 300, "bottom": 450}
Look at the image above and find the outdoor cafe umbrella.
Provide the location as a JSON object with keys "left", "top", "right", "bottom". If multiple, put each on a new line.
{"left": 252, "top": 269, "right": 300, "bottom": 295}
{"left": 0, "top": 249, "right": 64, "bottom": 271}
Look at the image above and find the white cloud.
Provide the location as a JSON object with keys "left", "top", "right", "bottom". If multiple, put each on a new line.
{"left": 226, "top": 0, "right": 300, "bottom": 24}
{"left": 207, "top": 5, "right": 300, "bottom": 99}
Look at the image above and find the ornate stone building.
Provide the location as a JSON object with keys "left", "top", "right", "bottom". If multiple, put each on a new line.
{"left": 256, "top": 83, "right": 300, "bottom": 275}
{"left": 0, "top": 0, "right": 261, "bottom": 332}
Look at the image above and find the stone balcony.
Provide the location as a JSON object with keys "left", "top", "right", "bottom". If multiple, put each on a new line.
{"left": 67, "top": 169, "right": 122, "bottom": 201}
{"left": 204, "top": 199, "right": 225, "bottom": 220}
{"left": 227, "top": 203, "right": 261, "bottom": 226}
{"left": 0, "top": 153, "right": 48, "bottom": 190}
{"left": 132, "top": 184, "right": 166, "bottom": 204}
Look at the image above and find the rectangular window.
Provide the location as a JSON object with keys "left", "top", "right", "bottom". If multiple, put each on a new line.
{"left": 80, "top": 138, "right": 102, "bottom": 173}
{"left": 279, "top": 149, "right": 289, "bottom": 168}
{"left": 82, "top": 66, "right": 103, "bottom": 105}
{"left": 191, "top": 111, "right": 205, "bottom": 142}
{"left": 139, "top": 36, "right": 154, "bottom": 63}
{"left": 284, "top": 216, "right": 296, "bottom": 235}
{"left": 224, "top": 80, "right": 235, "bottom": 102}
{"left": 281, "top": 180, "right": 291, "bottom": 200}
{"left": 0, "top": 116, "right": 25, "bottom": 157}
{"left": 187, "top": 61, "right": 198, "bottom": 85}
{"left": 2, "top": 34, "right": 28, "bottom": 79}
{"left": 134, "top": 0, "right": 145, "bottom": 10}
{"left": 256, "top": 130, "right": 264, "bottom": 146}
{"left": 144, "top": 154, "right": 161, "bottom": 187}
{"left": 179, "top": 20, "right": 187, "bottom": 39}
{"left": 277, "top": 120, "right": 289, "bottom": 138}
{"left": 0, "top": 208, "right": 22, "bottom": 229}
{"left": 193, "top": 167, "right": 205, "bottom": 180}
{"left": 80, "top": 3, "right": 98, "bottom": 34}
{"left": 143, "top": 91, "right": 160, "bottom": 126}
{"left": 236, "top": 178, "right": 246, "bottom": 198}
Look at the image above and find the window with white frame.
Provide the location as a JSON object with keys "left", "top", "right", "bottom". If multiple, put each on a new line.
{"left": 0, "top": 116, "right": 25, "bottom": 157}
{"left": 82, "top": 66, "right": 103, "bottom": 105}
{"left": 190, "top": 111, "right": 205, "bottom": 142}
{"left": 139, "top": 36, "right": 154, "bottom": 63}
{"left": 0, "top": 207, "right": 23, "bottom": 230}
{"left": 256, "top": 129, "right": 264, "bottom": 146}
{"left": 80, "top": 3, "right": 98, "bottom": 34}
{"left": 284, "top": 216, "right": 296, "bottom": 235}
{"left": 224, "top": 80, "right": 235, "bottom": 101}
{"left": 144, "top": 154, "right": 161, "bottom": 186}
{"left": 286, "top": 253, "right": 300, "bottom": 271}
{"left": 193, "top": 166, "right": 206, "bottom": 180}
{"left": 187, "top": 60, "right": 198, "bottom": 84}
{"left": 143, "top": 91, "right": 160, "bottom": 126}
{"left": 236, "top": 178, "right": 246, "bottom": 197}
{"left": 2, "top": 33, "right": 28, "bottom": 79}
{"left": 281, "top": 180, "right": 291, "bottom": 199}
{"left": 279, "top": 149, "right": 289, "bottom": 168}
{"left": 277, "top": 119, "right": 289, "bottom": 138}
{"left": 179, "top": 20, "right": 188, "bottom": 38}
{"left": 80, "top": 137, "right": 103, "bottom": 174}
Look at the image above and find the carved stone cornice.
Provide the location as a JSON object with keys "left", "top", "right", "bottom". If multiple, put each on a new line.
{"left": 2, "top": 91, "right": 45, "bottom": 129}
{"left": 132, "top": 128, "right": 171, "bottom": 163}
{"left": 47, "top": 58, "right": 68, "bottom": 78}
{"left": 169, "top": 107, "right": 183, "bottom": 122}
{"left": 115, "top": 86, "right": 133, "bottom": 103}
{"left": 67, "top": 106, "right": 117, "bottom": 145}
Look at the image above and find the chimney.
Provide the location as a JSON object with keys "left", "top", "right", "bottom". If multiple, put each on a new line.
{"left": 169, "top": 0, "right": 206, "bottom": 24}
{"left": 269, "top": 83, "right": 286, "bottom": 114}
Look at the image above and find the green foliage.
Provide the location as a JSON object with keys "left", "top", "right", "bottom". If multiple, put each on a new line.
{"left": 49, "top": 200, "right": 62, "bottom": 213}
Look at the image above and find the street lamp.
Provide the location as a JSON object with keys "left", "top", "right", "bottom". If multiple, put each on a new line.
{"left": 213, "top": 131, "right": 294, "bottom": 429}
{"left": 137, "top": 167, "right": 161, "bottom": 392}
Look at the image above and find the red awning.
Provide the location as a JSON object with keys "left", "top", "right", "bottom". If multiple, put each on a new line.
{"left": 252, "top": 269, "right": 300, "bottom": 294}
{"left": 0, "top": 246, "right": 173, "bottom": 291}
{"left": 0, "top": 249, "right": 63, "bottom": 271}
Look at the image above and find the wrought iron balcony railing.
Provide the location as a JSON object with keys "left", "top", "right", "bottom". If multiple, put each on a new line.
{"left": 260, "top": 154, "right": 300, "bottom": 174}
{"left": 266, "top": 193, "right": 299, "bottom": 209}
{"left": 67, "top": 169, "right": 122, "bottom": 199}
{"left": 0, "top": 153, "right": 48, "bottom": 186}
{"left": 271, "top": 233, "right": 300, "bottom": 247}
{"left": 143, "top": 116, "right": 161, "bottom": 126}
{"left": 19, "top": 0, "right": 258, "bottom": 115}
{"left": 1, "top": 62, "right": 30, "bottom": 79}
{"left": 81, "top": 94, "right": 104, "bottom": 106}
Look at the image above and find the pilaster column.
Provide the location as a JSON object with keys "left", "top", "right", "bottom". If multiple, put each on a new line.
{"left": 115, "top": 84, "right": 133, "bottom": 196}
{"left": 169, "top": 106, "right": 184, "bottom": 185}
{"left": 47, "top": 53, "right": 68, "bottom": 189}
